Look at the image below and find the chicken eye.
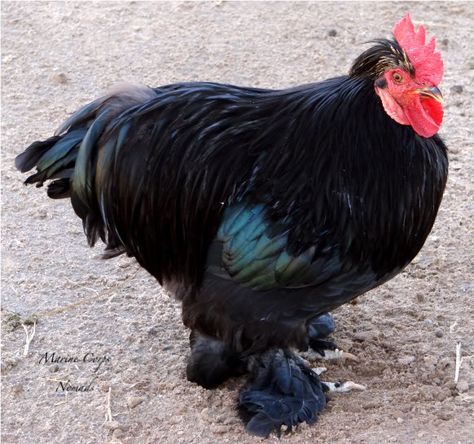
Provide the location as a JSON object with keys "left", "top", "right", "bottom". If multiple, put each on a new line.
{"left": 392, "top": 72, "right": 404, "bottom": 83}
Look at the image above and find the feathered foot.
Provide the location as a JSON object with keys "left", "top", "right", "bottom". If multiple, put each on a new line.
{"left": 305, "top": 313, "right": 358, "bottom": 362}
{"left": 186, "top": 331, "right": 244, "bottom": 389}
{"left": 307, "top": 312, "right": 336, "bottom": 341}
{"left": 239, "top": 349, "right": 327, "bottom": 437}
{"left": 307, "top": 312, "right": 338, "bottom": 356}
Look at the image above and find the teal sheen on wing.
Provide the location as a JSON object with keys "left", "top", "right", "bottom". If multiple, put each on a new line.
{"left": 217, "top": 203, "right": 329, "bottom": 291}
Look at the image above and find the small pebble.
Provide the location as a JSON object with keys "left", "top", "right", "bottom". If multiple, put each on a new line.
{"left": 127, "top": 396, "right": 145, "bottom": 409}
{"left": 49, "top": 364, "right": 59, "bottom": 373}
{"left": 118, "top": 260, "right": 131, "bottom": 268}
{"left": 445, "top": 380, "right": 457, "bottom": 391}
{"left": 437, "top": 411, "right": 452, "bottom": 421}
{"left": 104, "top": 420, "right": 127, "bottom": 431}
{"left": 1, "top": 358, "right": 19, "bottom": 372}
{"left": 450, "top": 84, "right": 463, "bottom": 94}
{"left": 215, "top": 413, "right": 227, "bottom": 423}
{"left": 396, "top": 417, "right": 403, "bottom": 424}
{"left": 354, "top": 331, "right": 377, "bottom": 342}
{"left": 200, "top": 407, "right": 210, "bottom": 421}
{"left": 51, "top": 73, "right": 68, "bottom": 84}
{"left": 12, "top": 384, "right": 24, "bottom": 396}
{"left": 456, "top": 380, "right": 469, "bottom": 393}
{"left": 398, "top": 355, "right": 415, "bottom": 366}
{"left": 435, "top": 330, "right": 443, "bottom": 338}
{"left": 37, "top": 209, "right": 48, "bottom": 219}
{"left": 222, "top": 416, "right": 240, "bottom": 425}
{"left": 147, "top": 326, "right": 160, "bottom": 336}
{"left": 112, "top": 429, "right": 124, "bottom": 440}
{"left": 328, "top": 29, "right": 337, "bottom": 37}
{"left": 435, "top": 388, "right": 451, "bottom": 402}
{"left": 210, "top": 424, "right": 227, "bottom": 434}
{"left": 2, "top": 54, "right": 14, "bottom": 64}
{"left": 416, "top": 293, "right": 425, "bottom": 303}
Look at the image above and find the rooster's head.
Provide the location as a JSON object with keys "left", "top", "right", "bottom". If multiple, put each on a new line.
{"left": 350, "top": 14, "right": 444, "bottom": 138}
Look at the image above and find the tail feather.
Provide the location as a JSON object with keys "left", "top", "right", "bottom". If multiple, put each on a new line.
{"left": 15, "top": 83, "right": 157, "bottom": 254}
{"left": 54, "top": 97, "right": 107, "bottom": 136}
{"left": 36, "top": 129, "right": 84, "bottom": 171}
{"left": 70, "top": 111, "right": 114, "bottom": 223}
{"left": 47, "top": 178, "right": 71, "bottom": 199}
{"left": 22, "top": 129, "right": 85, "bottom": 188}
{"left": 15, "top": 135, "right": 62, "bottom": 173}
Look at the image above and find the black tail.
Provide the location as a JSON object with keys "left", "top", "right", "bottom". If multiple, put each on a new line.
{"left": 16, "top": 130, "right": 85, "bottom": 199}
{"left": 239, "top": 349, "right": 327, "bottom": 437}
{"left": 15, "top": 84, "right": 157, "bottom": 252}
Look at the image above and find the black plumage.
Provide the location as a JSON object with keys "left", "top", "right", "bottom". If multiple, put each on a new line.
{"left": 16, "top": 37, "right": 448, "bottom": 436}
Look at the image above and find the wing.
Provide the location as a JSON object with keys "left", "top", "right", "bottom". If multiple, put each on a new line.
{"left": 89, "top": 78, "right": 360, "bottom": 288}
{"left": 208, "top": 202, "right": 342, "bottom": 291}
{"left": 89, "top": 83, "right": 284, "bottom": 285}
{"left": 30, "top": 77, "right": 376, "bottom": 289}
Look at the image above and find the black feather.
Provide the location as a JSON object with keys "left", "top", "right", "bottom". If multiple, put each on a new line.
{"left": 15, "top": 136, "right": 62, "bottom": 172}
{"left": 239, "top": 349, "right": 327, "bottom": 437}
{"left": 16, "top": 37, "right": 448, "bottom": 434}
{"left": 16, "top": 60, "right": 448, "bottom": 346}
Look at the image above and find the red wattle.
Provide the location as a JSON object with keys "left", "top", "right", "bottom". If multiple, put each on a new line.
{"left": 404, "top": 96, "right": 443, "bottom": 138}
{"left": 375, "top": 86, "right": 444, "bottom": 138}
{"left": 420, "top": 96, "right": 443, "bottom": 127}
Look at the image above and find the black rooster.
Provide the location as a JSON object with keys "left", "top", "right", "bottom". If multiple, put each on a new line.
{"left": 16, "top": 15, "right": 447, "bottom": 436}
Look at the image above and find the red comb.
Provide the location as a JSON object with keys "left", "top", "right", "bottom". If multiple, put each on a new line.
{"left": 393, "top": 14, "right": 444, "bottom": 85}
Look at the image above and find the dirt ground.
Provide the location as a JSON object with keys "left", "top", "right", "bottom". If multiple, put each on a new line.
{"left": 1, "top": 1, "right": 473, "bottom": 443}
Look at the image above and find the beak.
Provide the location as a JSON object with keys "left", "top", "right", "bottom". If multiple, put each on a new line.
{"left": 418, "top": 86, "right": 443, "bottom": 103}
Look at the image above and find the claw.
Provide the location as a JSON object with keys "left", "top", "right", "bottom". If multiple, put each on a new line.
{"left": 303, "top": 348, "right": 358, "bottom": 362}
{"left": 319, "top": 348, "right": 359, "bottom": 362}
{"left": 322, "top": 380, "right": 367, "bottom": 393}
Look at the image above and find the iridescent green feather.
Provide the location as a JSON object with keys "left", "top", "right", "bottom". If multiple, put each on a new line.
{"left": 217, "top": 203, "right": 321, "bottom": 291}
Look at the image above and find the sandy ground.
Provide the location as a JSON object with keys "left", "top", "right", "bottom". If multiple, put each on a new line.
{"left": 1, "top": 1, "right": 473, "bottom": 443}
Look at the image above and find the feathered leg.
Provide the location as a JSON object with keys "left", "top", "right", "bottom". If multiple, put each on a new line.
{"left": 307, "top": 312, "right": 337, "bottom": 352}
{"left": 186, "top": 330, "right": 244, "bottom": 389}
{"left": 304, "top": 313, "right": 358, "bottom": 362}
{"left": 239, "top": 349, "right": 327, "bottom": 437}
